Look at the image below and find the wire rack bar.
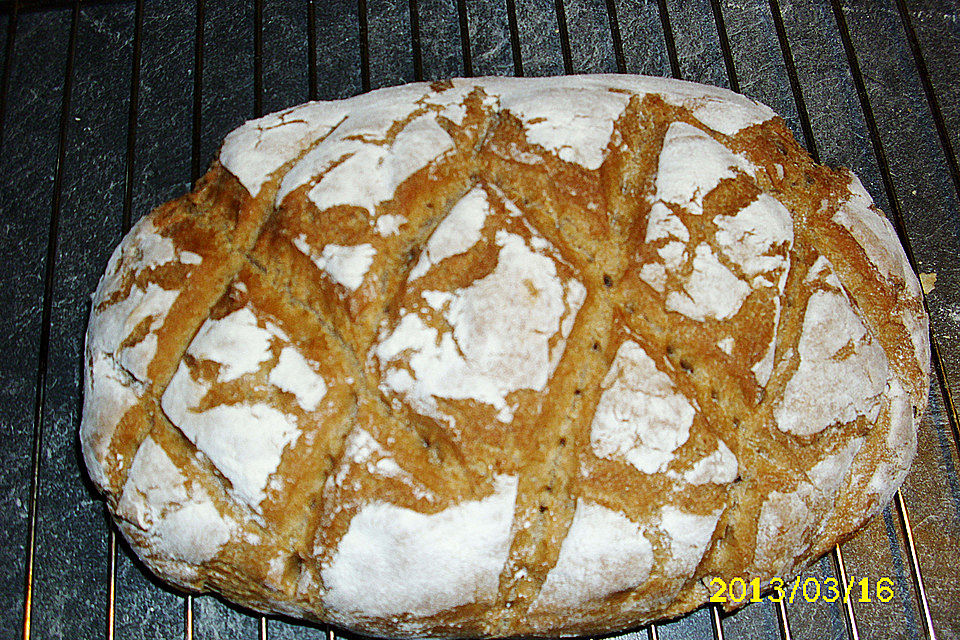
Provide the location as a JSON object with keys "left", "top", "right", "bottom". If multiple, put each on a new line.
{"left": 829, "top": 0, "right": 907, "bottom": 246}
{"left": 455, "top": 0, "right": 472, "bottom": 77}
{"left": 654, "top": 0, "right": 680, "bottom": 80}
{"left": 893, "top": 0, "right": 960, "bottom": 200}
{"left": 306, "top": 0, "right": 319, "bottom": 99}
{"left": 107, "top": 531, "right": 116, "bottom": 640}
{"left": 357, "top": 0, "right": 369, "bottom": 92}
{"left": 766, "top": 0, "right": 818, "bottom": 162}
{"left": 191, "top": 0, "right": 205, "bottom": 184}
{"left": 307, "top": 0, "right": 317, "bottom": 101}
{"left": 122, "top": 0, "right": 143, "bottom": 234}
{"left": 701, "top": 7, "right": 776, "bottom": 638}
{"left": 110, "top": 0, "right": 145, "bottom": 633}
{"left": 185, "top": 2, "right": 207, "bottom": 633}
{"left": 21, "top": 2, "right": 80, "bottom": 638}
{"left": 504, "top": 0, "right": 522, "bottom": 76}
{"left": 832, "top": 545, "right": 860, "bottom": 640}
{"left": 553, "top": 0, "right": 572, "bottom": 74}
{"left": 708, "top": 0, "right": 738, "bottom": 93}
{"left": 766, "top": 5, "right": 950, "bottom": 639}
{"left": 775, "top": 599, "right": 792, "bottom": 640}
{"left": 894, "top": 9, "right": 960, "bottom": 598}
{"left": 894, "top": 492, "right": 938, "bottom": 639}
{"left": 764, "top": 15, "right": 829, "bottom": 636}
{"left": 764, "top": 3, "right": 866, "bottom": 638}
{"left": 931, "top": 336, "right": 960, "bottom": 459}
{"left": 893, "top": 0, "right": 960, "bottom": 462}
{"left": 253, "top": 0, "right": 262, "bottom": 117}
{"left": 604, "top": 0, "right": 625, "bottom": 74}
{"left": 185, "top": 595, "right": 194, "bottom": 640}
{"left": 255, "top": 5, "right": 266, "bottom": 634}
{"left": 828, "top": 1, "right": 939, "bottom": 636}
{"left": 407, "top": 0, "right": 422, "bottom": 82}
{"left": 651, "top": 3, "right": 767, "bottom": 637}
{"left": 711, "top": 603, "right": 725, "bottom": 640}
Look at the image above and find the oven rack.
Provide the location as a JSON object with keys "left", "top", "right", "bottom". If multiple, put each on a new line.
{"left": 1, "top": 1, "right": 958, "bottom": 638}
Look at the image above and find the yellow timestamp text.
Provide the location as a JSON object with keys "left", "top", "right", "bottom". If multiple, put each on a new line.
{"left": 709, "top": 576, "right": 896, "bottom": 604}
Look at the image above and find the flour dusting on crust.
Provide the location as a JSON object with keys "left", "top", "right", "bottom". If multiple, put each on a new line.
{"left": 81, "top": 76, "right": 927, "bottom": 638}
{"left": 322, "top": 476, "right": 517, "bottom": 618}
{"left": 117, "top": 436, "right": 235, "bottom": 572}
{"left": 532, "top": 500, "right": 654, "bottom": 611}
{"left": 377, "top": 227, "right": 585, "bottom": 424}
{"left": 775, "top": 288, "right": 889, "bottom": 436}
{"left": 591, "top": 340, "right": 696, "bottom": 474}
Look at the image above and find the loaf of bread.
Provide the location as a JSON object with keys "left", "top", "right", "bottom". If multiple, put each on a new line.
{"left": 81, "top": 75, "right": 929, "bottom": 637}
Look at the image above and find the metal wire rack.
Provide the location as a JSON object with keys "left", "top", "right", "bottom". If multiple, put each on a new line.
{"left": 1, "top": 0, "right": 957, "bottom": 638}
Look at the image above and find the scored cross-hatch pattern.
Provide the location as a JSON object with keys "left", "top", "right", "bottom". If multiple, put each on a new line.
{"left": 658, "top": 0, "right": 952, "bottom": 638}
{"left": 7, "top": 2, "right": 958, "bottom": 640}
{"left": 81, "top": 74, "right": 927, "bottom": 639}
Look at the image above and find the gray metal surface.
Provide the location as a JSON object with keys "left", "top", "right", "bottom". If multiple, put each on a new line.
{"left": 1, "top": 0, "right": 957, "bottom": 638}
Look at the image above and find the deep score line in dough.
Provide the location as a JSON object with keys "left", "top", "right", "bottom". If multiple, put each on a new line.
{"left": 79, "top": 75, "right": 929, "bottom": 638}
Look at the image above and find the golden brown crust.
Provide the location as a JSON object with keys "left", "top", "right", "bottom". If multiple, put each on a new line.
{"left": 81, "top": 76, "right": 928, "bottom": 638}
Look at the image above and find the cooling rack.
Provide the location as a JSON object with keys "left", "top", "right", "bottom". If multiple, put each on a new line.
{"left": 1, "top": 0, "right": 957, "bottom": 638}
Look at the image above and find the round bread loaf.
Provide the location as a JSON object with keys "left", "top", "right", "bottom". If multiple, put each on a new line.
{"left": 81, "top": 75, "right": 929, "bottom": 637}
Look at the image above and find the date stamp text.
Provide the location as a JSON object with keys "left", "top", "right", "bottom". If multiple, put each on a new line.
{"left": 709, "top": 577, "right": 895, "bottom": 604}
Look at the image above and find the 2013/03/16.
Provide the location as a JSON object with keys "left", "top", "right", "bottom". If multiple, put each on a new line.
{"left": 709, "top": 576, "right": 895, "bottom": 604}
